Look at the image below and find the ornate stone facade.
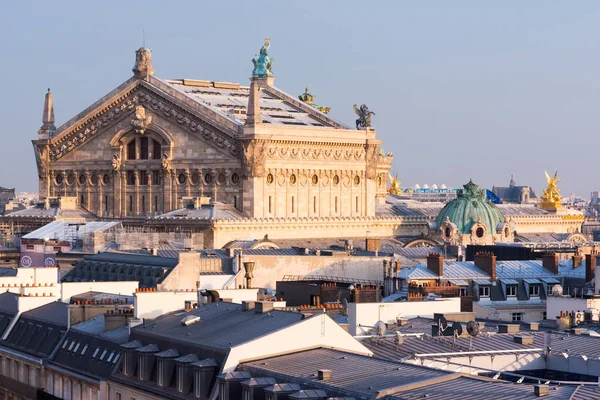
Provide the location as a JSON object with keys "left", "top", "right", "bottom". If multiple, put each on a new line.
{"left": 32, "top": 45, "right": 393, "bottom": 224}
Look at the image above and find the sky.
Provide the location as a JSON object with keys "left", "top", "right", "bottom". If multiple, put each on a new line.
{"left": 0, "top": 1, "right": 599, "bottom": 197}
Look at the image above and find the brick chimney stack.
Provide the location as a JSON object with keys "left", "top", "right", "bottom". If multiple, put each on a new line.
{"left": 542, "top": 252, "right": 559, "bottom": 275}
{"left": 474, "top": 252, "right": 497, "bottom": 281}
{"left": 585, "top": 253, "right": 597, "bottom": 283}
{"left": 426, "top": 253, "right": 443, "bottom": 277}
{"left": 572, "top": 254, "right": 583, "bottom": 269}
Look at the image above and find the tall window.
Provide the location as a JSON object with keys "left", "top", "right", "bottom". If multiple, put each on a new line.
{"left": 154, "top": 196, "right": 157, "bottom": 212}
{"left": 152, "top": 170, "right": 161, "bottom": 185}
{"left": 291, "top": 196, "right": 295, "bottom": 213}
{"left": 335, "top": 196, "right": 338, "bottom": 213}
{"left": 140, "top": 137, "right": 149, "bottom": 160}
{"left": 356, "top": 196, "right": 359, "bottom": 213}
{"left": 152, "top": 140, "right": 161, "bottom": 159}
{"left": 127, "top": 171, "right": 135, "bottom": 185}
{"left": 268, "top": 196, "right": 272, "bottom": 214}
{"left": 142, "top": 196, "right": 146, "bottom": 213}
{"left": 127, "top": 140, "right": 136, "bottom": 160}
{"left": 313, "top": 196, "right": 316, "bottom": 213}
{"left": 140, "top": 171, "right": 148, "bottom": 186}
{"left": 129, "top": 196, "right": 133, "bottom": 212}
{"left": 104, "top": 196, "right": 108, "bottom": 211}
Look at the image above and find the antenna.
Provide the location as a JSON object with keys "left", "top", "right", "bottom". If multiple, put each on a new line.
{"left": 437, "top": 316, "right": 448, "bottom": 336}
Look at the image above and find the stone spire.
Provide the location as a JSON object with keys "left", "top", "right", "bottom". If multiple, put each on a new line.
{"left": 509, "top": 174, "right": 515, "bottom": 188}
{"left": 133, "top": 47, "right": 154, "bottom": 79}
{"left": 39, "top": 88, "right": 56, "bottom": 138}
{"left": 245, "top": 79, "right": 262, "bottom": 127}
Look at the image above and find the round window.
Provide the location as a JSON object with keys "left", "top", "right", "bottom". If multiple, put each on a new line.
{"left": 266, "top": 173, "right": 274, "bottom": 184}
{"left": 204, "top": 173, "right": 213, "bottom": 184}
{"left": 231, "top": 173, "right": 240, "bottom": 184}
{"left": 191, "top": 173, "right": 200, "bottom": 185}
{"left": 333, "top": 175, "right": 340, "bottom": 186}
{"left": 354, "top": 175, "right": 360, "bottom": 186}
{"left": 289, "top": 174, "right": 297, "bottom": 185}
{"left": 178, "top": 174, "right": 186, "bottom": 184}
{"left": 476, "top": 227, "right": 485, "bottom": 238}
{"left": 79, "top": 174, "right": 86, "bottom": 185}
{"left": 312, "top": 175, "right": 319, "bottom": 185}
{"left": 217, "top": 173, "right": 226, "bottom": 185}
{"left": 67, "top": 174, "right": 75, "bottom": 185}
{"left": 103, "top": 174, "right": 110, "bottom": 185}
{"left": 55, "top": 174, "right": 63, "bottom": 185}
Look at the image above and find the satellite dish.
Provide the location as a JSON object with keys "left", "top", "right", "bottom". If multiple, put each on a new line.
{"left": 438, "top": 316, "right": 448, "bottom": 331}
{"left": 467, "top": 321, "right": 480, "bottom": 337}
{"left": 452, "top": 321, "right": 463, "bottom": 336}
{"left": 375, "top": 320, "right": 386, "bottom": 336}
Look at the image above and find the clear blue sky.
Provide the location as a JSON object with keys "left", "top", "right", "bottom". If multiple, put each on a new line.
{"left": 1, "top": 1, "right": 598, "bottom": 197}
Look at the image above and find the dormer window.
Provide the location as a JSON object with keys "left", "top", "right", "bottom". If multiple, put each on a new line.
{"left": 507, "top": 286, "right": 517, "bottom": 297}
{"left": 479, "top": 286, "right": 490, "bottom": 298}
{"left": 529, "top": 285, "right": 540, "bottom": 297}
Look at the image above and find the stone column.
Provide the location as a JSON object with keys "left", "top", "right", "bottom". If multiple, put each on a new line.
{"left": 135, "top": 137, "right": 141, "bottom": 160}
{"left": 48, "top": 171, "right": 54, "bottom": 198}
{"left": 85, "top": 172, "right": 91, "bottom": 210}
{"left": 163, "top": 169, "right": 171, "bottom": 213}
{"left": 74, "top": 172, "right": 79, "bottom": 201}
{"left": 62, "top": 171, "right": 67, "bottom": 197}
{"left": 114, "top": 170, "right": 121, "bottom": 218}
{"left": 185, "top": 169, "right": 191, "bottom": 197}
{"left": 147, "top": 171, "right": 153, "bottom": 215}
{"left": 134, "top": 170, "right": 140, "bottom": 216}
{"left": 97, "top": 172, "right": 104, "bottom": 217}
{"left": 121, "top": 171, "right": 127, "bottom": 217}
{"left": 172, "top": 170, "right": 178, "bottom": 210}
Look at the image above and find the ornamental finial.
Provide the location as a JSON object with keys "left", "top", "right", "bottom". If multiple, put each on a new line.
{"left": 133, "top": 47, "right": 154, "bottom": 79}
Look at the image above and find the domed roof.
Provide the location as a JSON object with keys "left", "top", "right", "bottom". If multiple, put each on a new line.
{"left": 436, "top": 180, "right": 504, "bottom": 234}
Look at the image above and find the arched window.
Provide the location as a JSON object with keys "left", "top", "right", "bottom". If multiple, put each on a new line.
{"left": 127, "top": 140, "right": 136, "bottom": 160}
{"left": 153, "top": 140, "right": 161, "bottom": 160}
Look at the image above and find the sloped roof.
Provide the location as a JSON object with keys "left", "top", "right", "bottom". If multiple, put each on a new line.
{"left": 131, "top": 302, "right": 303, "bottom": 351}
{"left": 239, "top": 347, "right": 449, "bottom": 398}
{"left": 23, "top": 220, "right": 121, "bottom": 240}
{"left": 151, "top": 202, "right": 248, "bottom": 221}
{"left": 160, "top": 78, "right": 345, "bottom": 129}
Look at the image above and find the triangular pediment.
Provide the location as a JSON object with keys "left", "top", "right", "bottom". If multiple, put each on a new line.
{"left": 47, "top": 78, "right": 241, "bottom": 162}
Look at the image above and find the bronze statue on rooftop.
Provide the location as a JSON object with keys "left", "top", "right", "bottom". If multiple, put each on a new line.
{"left": 353, "top": 104, "right": 375, "bottom": 129}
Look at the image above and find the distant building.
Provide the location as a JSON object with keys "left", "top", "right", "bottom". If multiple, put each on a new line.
{"left": 492, "top": 175, "right": 537, "bottom": 204}
{"left": 0, "top": 186, "right": 15, "bottom": 213}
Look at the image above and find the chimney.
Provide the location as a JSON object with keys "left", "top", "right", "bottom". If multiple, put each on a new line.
{"left": 542, "top": 252, "right": 559, "bottom": 275}
{"left": 426, "top": 253, "right": 443, "bottom": 277}
{"left": 474, "top": 252, "right": 496, "bottom": 281}
{"left": 572, "top": 254, "right": 583, "bottom": 269}
{"left": 318, "top": 369, "right": 331, "bottom": 381}
{"left": 243, "top": 262, "right": 255, "bottom": 288}
{"left": 534, "top": 385, "right": 549, "bottom": 397}
{"left": 585, "top": 253, "right": 597, "bottom": 283}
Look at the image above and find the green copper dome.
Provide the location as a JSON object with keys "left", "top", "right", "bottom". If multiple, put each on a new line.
{"left": 436, "top": 180, "right": 504, "bottom": 234}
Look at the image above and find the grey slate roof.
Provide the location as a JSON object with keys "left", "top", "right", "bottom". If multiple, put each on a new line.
{"left": 239, "top": 348, "right": 449, "bottom": 398}
{"left": 386, "top": 375, "right": 574, "bottom": 400}
{"left": 150, "top": 202, "right": 248, "bottom": 221}
{"left": 131, "top": 302, "right": 304, "bottom": 352}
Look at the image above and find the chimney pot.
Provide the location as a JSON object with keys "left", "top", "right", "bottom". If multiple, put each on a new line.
{"left": 426, "top": 253, "right": 444, "bottom": 277}
{"left": 542, "top": 252, "right": 559, "bottom": 275}
{"left": 474, "top": 252, "right": 496, "bottom": 281}
{"left": 585, "top": 254, "right": 596, "bottom": 282}
{"left": 318, "top": 369, "right": 331, "bottom": 381}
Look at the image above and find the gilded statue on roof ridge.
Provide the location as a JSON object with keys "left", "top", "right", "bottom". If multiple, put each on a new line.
{"left": 252, "top": 38, "right": 274, "bottom": 78}
{"left": 541, "top": 171, "right": 562, "bottom": 210}
{"left": 353, "top": 104, "right": 375, "bottom": 130}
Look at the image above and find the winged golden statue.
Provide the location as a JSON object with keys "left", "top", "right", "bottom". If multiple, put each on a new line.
{"left": 540, "top": 171, "right": 562, "bottom": 210}
{"left": 387, "top": 173, "right": 402, "bottom": 195}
